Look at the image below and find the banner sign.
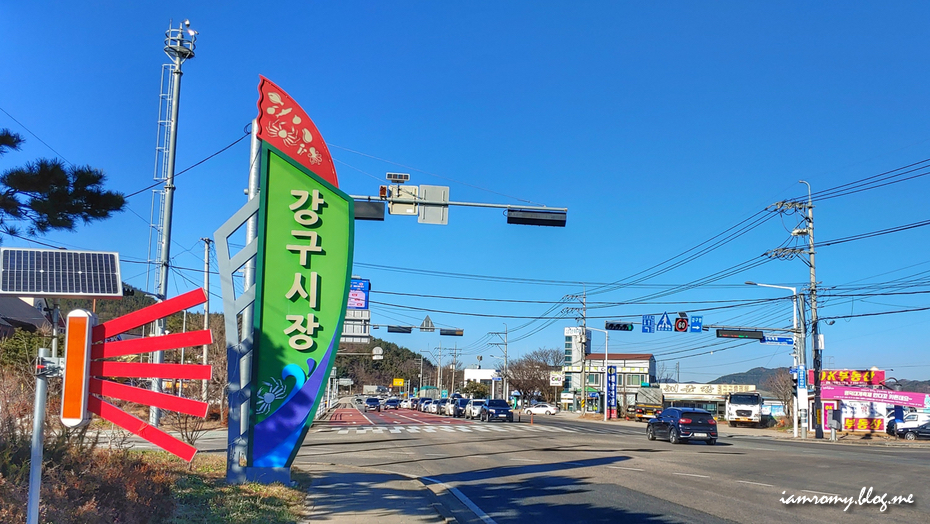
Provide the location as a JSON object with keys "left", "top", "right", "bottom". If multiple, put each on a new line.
{"left": 607, "top": 366, "right": 617, "bottom": 408}
{"left": 661, "top": 383, "right": 755, "bottom": 395}
{"left": 549, "top": 371, "right": 564, "bottom": 386}
{"left": 808, "top": 369, "right": 884, "bottom": 386}
{"left": 844, "top": 418, "right": 884, "bottom": 431}
{"left": 347, "top": 278, "right": 370, "bottom": 310}
{"left": 249, "top": 77, "right": 354, "bottom": 469}
{"left": 821, "top": 385, "right": 930, "bottom": 409}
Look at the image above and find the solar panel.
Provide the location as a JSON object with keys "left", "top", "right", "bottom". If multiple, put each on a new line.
{"left": 0, "top": 248, "right": 122, "bottom": 297}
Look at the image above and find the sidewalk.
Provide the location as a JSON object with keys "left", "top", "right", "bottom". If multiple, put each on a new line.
{"left": 297, "top": 462, "right": 484, "bottom": 524}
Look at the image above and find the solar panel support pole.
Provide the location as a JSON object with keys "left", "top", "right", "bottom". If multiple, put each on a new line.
{"left": 26, "top": 347, "right": 51, "bottom": 524}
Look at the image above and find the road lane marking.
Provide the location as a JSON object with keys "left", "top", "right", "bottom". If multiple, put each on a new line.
{"left": 426, "top": 453, "right": 448, "bottom": 457}
{"left": 456, "top": 427, "right": 473, "bottom": 432}
{"left": 406, "top": 427, "right": 420, "bottom": 433}
{"left": 338, "top": 429, "right": 348, "bottom": 435}
{"left": 607, "top": 466, "right": 644, "bottom": 472}
{"left": 423, "top": 427, "right": 436, "bottom": 433}
{"left": 441, "top": 427, "right": 456, "bottom": 432}
{"left": 359, "top": 411, "right": 374, "bottom": 425}
{"left": 421, "top": 477, "right": 497, "bottom": 524}
{"left": 509, "top": 458, "right": 541, "bottom": 462}
{"left": 737, "top": 480, "right": 774, "bottom": 487}
{"left": 390, "top": 427, "right": 402, "bottom": 433}
{"left": 673, "top": 473, "right": 710, "bottom": 478}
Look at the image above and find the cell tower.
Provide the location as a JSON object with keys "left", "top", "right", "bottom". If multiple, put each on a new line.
{"left": 147, "top": 20, "right": 197, "bottom": 426}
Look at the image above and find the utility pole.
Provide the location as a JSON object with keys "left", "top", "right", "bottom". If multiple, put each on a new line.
{"left": 676, "top": 362, "right": 680, "bottom": 384}
{"left": 488, "top": 323, "right": 509, "bottom": 400}
{"left": 450, "top": 344, "right": 459, "bottom": 394}
{"left": 581, "top": 291, "right": 588, "bottom": 412}
{"left": 201, "top": 238, "right": 212, "bottom": 403}
{"left": 418, "top": 351, "right": 424, "bottom": 393}
{"left": 151, "top": 21, "right": 197, "bottom": 427}
{"left": 437, "top": 342, "right": 443, "bottom": 391}
{"left": 766, "top": 180, "right": 822, "bottom": 438}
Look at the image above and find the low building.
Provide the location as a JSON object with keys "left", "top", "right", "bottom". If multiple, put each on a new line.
{"left": 660, "top": 383, "right": 757, "bottom": 417}
{"left": 463, "top": 367, "right": 504, "bottom": 397}
{"left": 0, "top": 296, "right": 56, "bottom": 338}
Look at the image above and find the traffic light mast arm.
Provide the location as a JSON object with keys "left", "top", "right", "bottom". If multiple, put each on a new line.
{"left": 704, "top": 324, "right": 799, "bottom": 333}
{"left": 350, "top": 194, "right": 568, "bottom": 213}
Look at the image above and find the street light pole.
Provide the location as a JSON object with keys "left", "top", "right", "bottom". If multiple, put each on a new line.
{"left": 746, "top": 281, "right": 802, "bottom": 438}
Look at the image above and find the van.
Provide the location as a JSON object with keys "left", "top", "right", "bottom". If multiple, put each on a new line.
{"left": 894, "top": 413, "right": 930, "bottom": 436}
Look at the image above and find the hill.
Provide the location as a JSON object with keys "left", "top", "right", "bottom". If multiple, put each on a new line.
{"left": 709, "top": 367, "right": 786, "bottom": 387}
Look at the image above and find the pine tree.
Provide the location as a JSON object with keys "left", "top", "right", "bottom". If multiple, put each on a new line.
{"left": 0, "top": 128, "right": 125, "bottom": 239}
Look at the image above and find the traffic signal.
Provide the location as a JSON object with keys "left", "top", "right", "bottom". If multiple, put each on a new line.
{"left": 605, "top": 321, "right": 634, "bottom": 331}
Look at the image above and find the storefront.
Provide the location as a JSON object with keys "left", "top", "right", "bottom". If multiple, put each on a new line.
{"left": 660, "top": 383, "right": 758, "bottom": 417}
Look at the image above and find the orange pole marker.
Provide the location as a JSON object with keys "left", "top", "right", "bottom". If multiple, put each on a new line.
{"left": 61, "top": 310, "right": 95, "bottom": 428}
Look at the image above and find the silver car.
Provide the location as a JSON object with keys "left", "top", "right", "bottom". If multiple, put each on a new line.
{"left": 464, "top": 399, "right": 487, "bottom": 420}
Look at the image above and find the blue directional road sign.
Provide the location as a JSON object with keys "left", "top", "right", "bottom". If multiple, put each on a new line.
{"left": 690, "top": 315, "right": 703, "bottom": 333}
{"left": 656, "top": 312, "right": 673, "bottom": 332}
{"left": 761, "top": 335, "right": 794, "bottom": 346}
{"left": 642, "top": 315, "right": 656, "bottom": 333}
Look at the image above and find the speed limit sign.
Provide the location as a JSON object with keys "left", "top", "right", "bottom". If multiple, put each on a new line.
{"left": 674, "top": 318, "right": 689, "bottom": 332}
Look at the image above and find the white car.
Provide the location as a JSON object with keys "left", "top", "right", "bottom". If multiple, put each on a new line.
{"left": 894, "top": 413, "right": 930, "bottom": 435}
{"left": 464, "top": 399, "right": 487, "bottom": 419}
{"left": 524, "top": 403, "right": 559, "bottom": 415}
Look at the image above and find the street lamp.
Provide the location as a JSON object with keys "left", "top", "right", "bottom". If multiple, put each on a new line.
{"left": 587, "top": 327, "right": 609, "bottom": 421}
{"left": 745, "top": 281, "right": 804, "bottom": 438}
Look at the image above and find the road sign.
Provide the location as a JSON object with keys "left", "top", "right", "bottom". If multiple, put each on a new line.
{"left": 689, "top": 315, "right": 703, "bottom": 333}
{"left": 642, "top": 315, "right": 656, "bottom": 333}
{"left": 656, "top": 312, "right": 673, "bottom": 332}
{"left": 420, "top": 315, "right": 435, "bottom": 332}
{"left": 372, "top": 347, "right": 384, "bottom": 355}
{"left": 373, "top": 355, "right": 384, "bottom": 360}
{"left": 607, "top": 367, "right": 617, "bottom": 408}
{"left": 605, "top": 321, "right": 634, "bottom": 331}
{"left": 761, "top": 335, "right": 794, "bottom": 346}
{"left": 392, "top": 378, "right": 405, "bottom": 387}
{"left": 441, "top": 389, "right": 448, "bottom": 397}
{"left": 492, "top": 376, "right": 502, "bottom": 382}
{"left": 347, "top": 278, "right": 370, "bottom": 310}
{"left": 418, "top": 185, "right": 450, "bottom": 225}
{"left": 674, "top": 318, "right": 689, "bottom": 332}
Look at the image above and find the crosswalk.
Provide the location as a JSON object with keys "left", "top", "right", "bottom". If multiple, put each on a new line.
{"left": 311, "top": 423, "right": 628, "bottom": 437}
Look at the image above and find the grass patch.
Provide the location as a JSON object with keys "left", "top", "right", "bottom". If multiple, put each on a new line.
{"left": 142, "top": 453, "right": 309, "bottom": 524}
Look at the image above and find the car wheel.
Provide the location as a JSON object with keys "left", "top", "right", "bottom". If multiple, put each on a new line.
{"left": 646, "top": 426, "right": 656, "bottom": 441}
{"left": 905, "top": 432, "right": 917, "bottom": 441}
{"left": 669, "top": 427, "right": 681, "bottom": 444}
{"left": 545, "top": 410, "right": 552, "bottom": 415}
{"left": 728, "top": 421, "right": 736, "bottom": 427}
{"left": 707, "top": 439, "right": 717, "bottom": 446}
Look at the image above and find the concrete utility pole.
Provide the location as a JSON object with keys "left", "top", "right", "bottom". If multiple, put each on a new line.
{"left": 488, "top": 323, "right": 509, "bottom": 399}
{"left": 151, "top": 20, "right": 197, "bottom": 427}
{"left": 581, "top": 291, "right": 588, "bottom": 412}
{"left": 201, "top": 238, "right": 212, "bottom": 403}
{"left": 437, "top": 342, "right": 443, "bottom": 391}
{"left": 799, "top": 181, "right": 824, "bottom": 439}
{"left": 419, "top": 351, "right": 424, "bottom": 392}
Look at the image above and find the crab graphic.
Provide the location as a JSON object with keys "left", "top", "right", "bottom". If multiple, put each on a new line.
{"left": 256, "top": 378, "right": 288, "bottom": 415}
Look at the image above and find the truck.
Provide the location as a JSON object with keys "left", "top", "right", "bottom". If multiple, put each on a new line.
{"left": 363, "top": 385, "right": 389, "bottom": 396}
{"left": 633, "top": 386, "right": 664, "bottom": 422}
{"left": 726, "top": 391, "right": 764, "bottom": 427}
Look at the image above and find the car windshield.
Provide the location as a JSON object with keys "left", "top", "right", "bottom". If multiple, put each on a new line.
{"left": 366, "top": 398, "right": 379, "bottom": 403}
{"left": 729, "top": 394, "right": 759, "bottom": 404}
{"left": 487, "top": 400, "right": 509, "bottom": 408}
{"left": 457, "top": 399, "right": 469, "bottom": 406}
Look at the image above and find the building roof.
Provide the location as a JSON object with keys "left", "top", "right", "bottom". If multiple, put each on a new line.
{"left": 0, "top": 296, "right": 52, "bottom": 332}
{"left": 586, "top": 353, "right": 654, "bottom": 361}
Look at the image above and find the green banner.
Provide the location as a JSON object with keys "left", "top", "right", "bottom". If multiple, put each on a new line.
{"left": 249, "top": 144, "right": 354, "bottom": 467}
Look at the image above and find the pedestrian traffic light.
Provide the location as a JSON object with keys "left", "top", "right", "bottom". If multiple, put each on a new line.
{"left": 605, "top": 321, "right": 634, "bottom": 331}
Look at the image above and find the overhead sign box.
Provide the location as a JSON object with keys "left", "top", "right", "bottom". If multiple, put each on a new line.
{"left": 716, "top": 329, "right": 764, "bottom": 340}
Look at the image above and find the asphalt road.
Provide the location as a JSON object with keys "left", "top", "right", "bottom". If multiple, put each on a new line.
{"left": 295, "top": 401, "right": 930, "bottom": 523}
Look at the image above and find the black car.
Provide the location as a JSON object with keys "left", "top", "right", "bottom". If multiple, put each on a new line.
{"left": 384, "top": 398, "right": 400, "bottom": 410}
{"left": 647, "top": 407, "right": 717, "bottom": 445}
{"left": 898, "top": 422, "right": 930, "bottom": 441}
{"left": 364, "top": 397, "right": 381, "bottom": 412}
{"left": 478, "top": 399, "right": 514, "bottom": 422}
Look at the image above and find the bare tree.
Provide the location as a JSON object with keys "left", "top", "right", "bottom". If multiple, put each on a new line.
{"left": 763, "top": 368, "right": 795, "bottom": 425}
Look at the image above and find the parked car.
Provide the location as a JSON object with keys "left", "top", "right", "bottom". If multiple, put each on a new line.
{"left": 524, "top": 403, "right": 559, "bottom": 415}
{"left": 384, "top": 398, "right": 400, "bottom": 410}
{"left": 400, "top": 399, "right": 410, "bottom": 409}
{"left": 893, "top": 412, "right": 930, "bottom": 436}
{"left": 479, "top": 399, "right": 514, "bottom": 422}
{"left": 419, "top": 399, "right": 433, "bottom": 412}
{"left": 364, "top": 397, "right": 382, "bottom": 412}
{"left": 409, "top": 398, "right": 420, "bottom": 410}
{"left": 899, "top": 422, "right": 930, "bottom": 441}
{"left": 431, "top": 398, "right": 449, "bottom": 414}
{"left": 464, "top": 399, "right": 486, "bottom": 420}
{"left": 447, "top": 398, "right": 470, "bottom": 417}
{"left": 647, "top": 407, "right": 717, "bottom": 445}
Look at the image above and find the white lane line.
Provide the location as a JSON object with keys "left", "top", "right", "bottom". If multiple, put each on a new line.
{"left": 456, "top": 427, "right": 473, "bottom": 432}
{"left": 746, "top": 447, "right": 775, "bottom": 451}
{"left": 607, "top": 466, "right": 644, "bottom": 472}
{"left": 426, "top": 453, "right": 448, "bottom": 457}
{"left": 421, "top": 477, "right": 497, "bottom": 524}
{"left": 802, "top": 489, "right": 841, "bottom": 497}
{"left": 358, "top": 411, "right": 374, "bottom": 425}
{"left": 441, "top": 427, "right": 456, "bottom": 432}
{"left": 391, "top": 412, "right": 430, "bottom": 424}
{"left": 509, "top": 458, "right": 541, "bottom": 462}
{"left": 674, "top": 473, "right": 710, "bottom": 479}
{"left": 738, "top": 480, "right": 774, "bottom": 487}
{"left": 337, "top": 429, "right": 349, "bottom": 435}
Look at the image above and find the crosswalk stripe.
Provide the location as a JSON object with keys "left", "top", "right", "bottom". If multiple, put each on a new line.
{"left": 338, "top": 429, "right": 348, "bottom": 434}
{"left": 472, "top": 426, "right": 491, "bottom": 432}
{"left": 423, "top": 427, "right": 436, "bottom": 433}
{"left": 390, "top": 427, "right": 402, "bottom": 433}
{"left": 407, "top": 427, "right": 420, "bottom": 433}
{"left": 456, "top": 427, "right": 472, "bottom": 432}
{"left": 441, "top": 427, "right": 456, "bottom": 432}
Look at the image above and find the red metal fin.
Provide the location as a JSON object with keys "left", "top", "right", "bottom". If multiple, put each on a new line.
{"left": 88, "top": 396, "right": 197, "bottom": 462}
{"left": 92, "top": 288, "right": 207, "bottom": 341}
{"left": 90, "top": 361, "right": 212, "bottom": 380}
{"left": 91, "top": 330, "right": 213, "bottom": 359}
{"left": 90, "top": 378, "right": 208, "bottom": 417}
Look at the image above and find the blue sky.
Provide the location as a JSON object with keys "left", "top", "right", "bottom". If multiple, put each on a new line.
{"left": 3, "top": 2, "right": 930, "bottom": 382}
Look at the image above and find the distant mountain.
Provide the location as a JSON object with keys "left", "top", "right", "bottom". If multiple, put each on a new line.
{"left": 709, "top": 367, "right": 786, "bottom": 387}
